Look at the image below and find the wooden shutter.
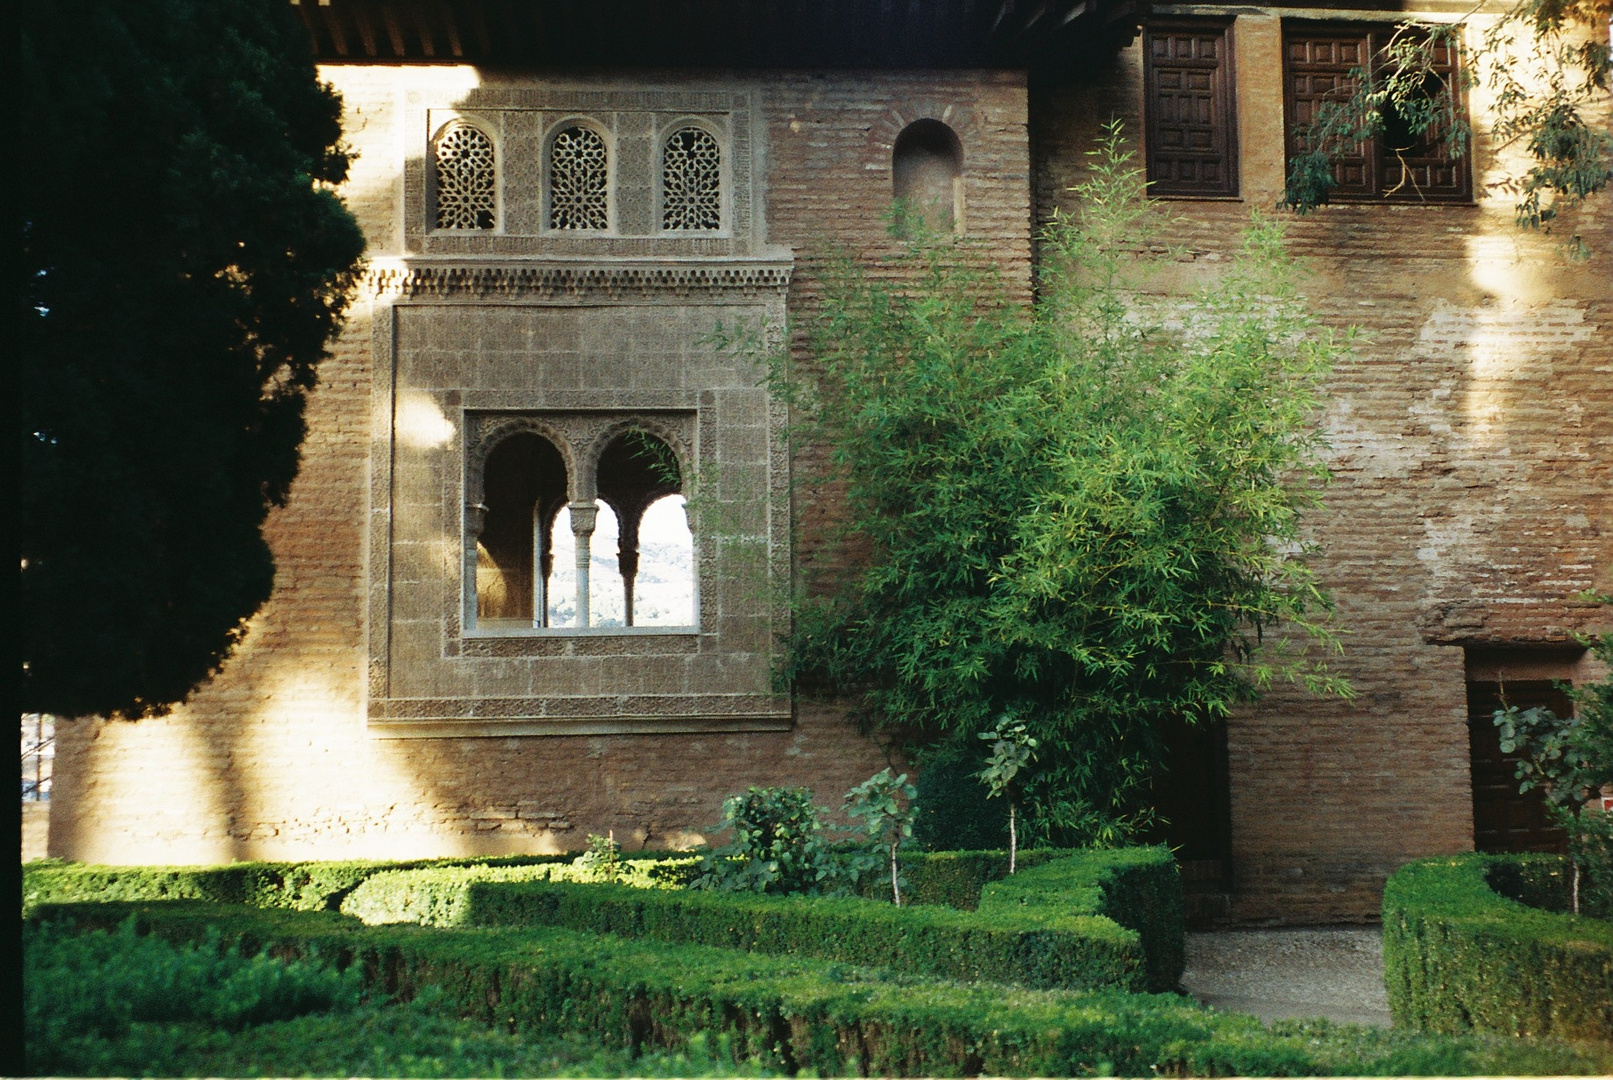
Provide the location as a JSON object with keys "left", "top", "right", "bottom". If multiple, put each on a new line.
{"left": 1284, "top": 29, "right": 1374, "bottom": 196}
{"left": 1144, "top": 22, "right": 1238, "bottom": 197}
{"left": 1284, "top": 24, "right": 1470, "bottom": 202}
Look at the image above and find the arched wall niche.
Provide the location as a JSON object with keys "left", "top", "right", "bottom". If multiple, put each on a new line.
{"left": 892, "top": 118, "right": 964, "bottom": 233}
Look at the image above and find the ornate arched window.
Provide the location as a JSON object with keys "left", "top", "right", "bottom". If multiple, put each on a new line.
{"left": 595, "top": 432, "right": 689, "bottom": 627}
{"left": 661, "top": 127, "right": 721, "bottom": 231}
{"left": 474, "top": 432, "right": 567, "bottom": 627}
{"left": 549, "top": 126, "right": 609, "bottom": 231}
{"left": 433, "top": 123, "right": 497, "bottom": 230}
{"left": 892, "top": 119, "right": 963, "bottom": 233}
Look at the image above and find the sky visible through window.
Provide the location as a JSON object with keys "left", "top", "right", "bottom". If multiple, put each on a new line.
{"left": 548, "top": 495, "right": 693, "bottom": 626}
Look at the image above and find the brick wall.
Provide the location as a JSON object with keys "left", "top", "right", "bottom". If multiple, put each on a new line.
{"left": 48, "top": 67, "right": 1030, "bottom": 864}
{"left": 1034, "top": 11, "right": 1612, "bottom": 920}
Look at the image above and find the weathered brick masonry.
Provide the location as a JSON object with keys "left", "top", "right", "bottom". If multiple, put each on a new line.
{"left": 1037, "top": 13, "right": 1612, "bottom": 920}
{"left": 48, "top": 4, "right": 1610, "bottom": 921}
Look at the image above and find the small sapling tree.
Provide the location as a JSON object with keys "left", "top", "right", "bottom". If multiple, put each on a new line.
{"left": 571, "top": 832, "right": 627, "bottom": 883}
{"left": 844, "top": 768, "right": 918, "bottom": 904}
{"left": 977, "top": 721, "right": 1038, "bottom": 874}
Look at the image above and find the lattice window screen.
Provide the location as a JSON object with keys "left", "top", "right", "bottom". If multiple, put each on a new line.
{"left": 550, "top": 127, "right": 609, "bottom": 230}
{"left": 662, "top": 128, "right": 721, "bottom": 231}
{"left": 434, "top": 124, "right": 497, "bottom": 230}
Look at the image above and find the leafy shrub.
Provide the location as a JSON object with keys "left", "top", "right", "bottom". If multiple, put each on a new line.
{"left": 1383, "top": 853, "right": 1613, "bottom": 1040}
{"left": 24, "top": 916, "right": 360, "bottom": 1073}
{"left": 691, "top": 786, "right": 839, "bottom": 895}
{"left": 982, "top": 845, "right": 1186, "bottom": 993}
{"left": 571, "top": 833, "right": 628, "bottom": 883}
{"left": 774, "top": 124, "right": 1348, "bottom": 846}
{"left": 1492, "top": 616, "right": 1613, "bottom": 915}
{"left": 32, "top": 900, "right": 1612, "bottom": 1078}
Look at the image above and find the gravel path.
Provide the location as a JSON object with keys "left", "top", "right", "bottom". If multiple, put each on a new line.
{"left": 1181, "top": 928, "right": 1392, "bottom": 1028}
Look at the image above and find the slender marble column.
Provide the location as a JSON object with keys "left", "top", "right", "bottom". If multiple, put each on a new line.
{"left": 569, "top": 501, "right": 598, "bottom": 628}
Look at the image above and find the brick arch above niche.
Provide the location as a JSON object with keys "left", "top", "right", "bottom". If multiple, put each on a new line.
{"left": 864, "top": 101, "right": 982, "bottom": 171}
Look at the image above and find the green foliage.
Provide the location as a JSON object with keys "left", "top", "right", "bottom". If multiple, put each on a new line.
{"left": 843, "top": 768, "right": 918, "bottom": 904}
{"left": 853, "top": 848, "right": 1068, "bottom": 907}
{"left": 20, "top": 0, "right": 367, "bottom": 718}
{"left": 910, "top": 738, "right": 1012, "bottom": 851}
{"left": 692, "top": 786, "right": 840, "bottom": 895}
{"left": 25, "top": 916, "right": 361, "bottom": 1072}
{"left": 24, "top": 918, "right": 771, "bottom": 1078}
{"left": 1382, "top": 853, "right": 1613, "bottom": 1041}
{"left": 21, "top": 854, "right": 578, "bottom": 916}
{"left": 338, "top": 848, "right": 1181, "bottom": 993}
{"left": 1493, "top": 614, "right": 1613, "bottom": 912}
{"left": 31, "top": 899, "right": 1612, "bottom": 1077}
{"left": 778, "top": 125, "right": 1346, "bottom": 845}
{"left": 572, "top": 832, "right": 629, "bottom": 883}
{"left": 1282, "top": 4, "right": 1612, "bottom": 238}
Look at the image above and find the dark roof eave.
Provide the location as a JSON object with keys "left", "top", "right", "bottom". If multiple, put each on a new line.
{"left": 295, "top": 0, "right": 1141, "bottom": 70}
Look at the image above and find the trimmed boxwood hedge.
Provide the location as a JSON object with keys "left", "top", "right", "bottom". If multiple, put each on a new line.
{"left": 30, "top": 900, "right": 1613, "bottom": 1078}
{"left": 21, "top": 854, "right": 574, "bottom": 915}
{"left": 1382, "top": 853, "right": 1613, "bottom": 1041}
{"left": 337, "top": 847, "right": 1182, "bottom": 993}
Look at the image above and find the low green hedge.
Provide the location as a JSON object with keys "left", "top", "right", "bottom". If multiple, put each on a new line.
{"left": 338, "top": 847, "right": 1181, "bottom": 992}
{"left": 980, "top": 846, "right": 1185, "bottom": 993}
{"left": 21, "top": 854, "right": 574, "bottom": 915}
{"left": 851, "top": 848, "right": 1074, "bottom": 909}
{"left": 1382, "top": 853, "right": 1613, "bottom": 1041}
{"left": 30, "top": 900, "right": 1613, "bottom": 1078}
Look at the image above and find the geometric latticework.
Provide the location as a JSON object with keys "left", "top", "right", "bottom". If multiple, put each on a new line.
{"left": 434, "top": 123, "right": 496, "bottom": 230}
{"left": 661, "top": 127, "right": 721, "bottom": 230}
{"left": 550, "top": 126, "right": 609, "bottom": 230}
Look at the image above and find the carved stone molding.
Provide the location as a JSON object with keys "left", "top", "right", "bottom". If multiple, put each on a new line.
{"left": 366, "top": 257, "right": 793, "bottom": 299}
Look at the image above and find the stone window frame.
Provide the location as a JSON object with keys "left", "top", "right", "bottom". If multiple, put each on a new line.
{"left": 1281, "top": 19, "right": 1473, "bottom": 204}
{"left": 542, "top": 117, "right": 615, "bottom": 234}
{"left": 462, "top": 410, "right": 698, "bottom": 637}
{"left": 657, "top": 116, "right": 729, "bottom": 235}
{"left": 428, "top": 116, "right": 503, "bottom": 233}
{"left": 1142, "top": 18, "right": 1241, "bottom": 199}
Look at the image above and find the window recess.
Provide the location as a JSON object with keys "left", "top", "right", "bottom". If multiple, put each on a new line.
{"left": 1144, "top": 21, "right": 1239, "bottom": 198}
{"left": 1283, "top": 23, "right": 1471, "bottom": 203}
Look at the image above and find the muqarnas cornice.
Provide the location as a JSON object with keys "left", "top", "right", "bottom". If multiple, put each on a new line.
{"left": 366, "top": 257, "right": 793, "bottom": 299}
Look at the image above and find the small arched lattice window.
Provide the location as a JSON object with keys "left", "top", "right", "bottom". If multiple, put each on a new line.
{"left": 434, "top": 123, "right": 497, "bottom": 230}
{"left": 549, "top": 126, "right": 609, "bottom": 230}
{"left": 662, "top": 127, "right": 721, "bottom": 231}
{"left": 892, "top": 119, "right": 963, "bottom": 233}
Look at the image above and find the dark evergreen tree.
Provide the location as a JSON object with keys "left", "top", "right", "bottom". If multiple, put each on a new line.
{"left": 20, "top": 0, "right": 366, "bottom": 718}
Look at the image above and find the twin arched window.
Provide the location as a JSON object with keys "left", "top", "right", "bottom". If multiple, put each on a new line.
{"left": 430, "top": 121, "right": 723, "bottom": 233}
{"left": 473, "top": 429, "right": 694, "bottom": 630}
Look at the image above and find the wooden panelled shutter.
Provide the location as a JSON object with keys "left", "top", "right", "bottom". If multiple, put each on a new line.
{"left": 1144, "top": 22, "right": 1238, "bottom": 197}
{"left": 1284, "top": 24, "right": 1470, "bottom": 202}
